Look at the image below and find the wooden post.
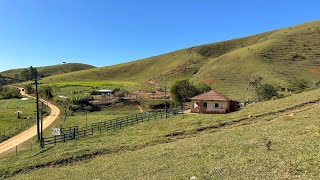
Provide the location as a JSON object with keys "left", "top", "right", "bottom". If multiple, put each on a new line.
{"left": 126, "top": 116, "right": 129, "bottom": 127}
{"left": 73, "top": 128, "right": 76, "bottom": 139}
{"left": 54, "top": 136, "right": 57, "bottom": 145}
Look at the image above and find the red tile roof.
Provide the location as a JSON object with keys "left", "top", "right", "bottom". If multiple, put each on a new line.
{"left": 190, "top": 90, "right": 231, "bottom": 101}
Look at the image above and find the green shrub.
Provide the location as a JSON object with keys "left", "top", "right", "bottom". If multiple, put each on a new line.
{"left": 0, "top": 86, "right": 21, "bottom": 100}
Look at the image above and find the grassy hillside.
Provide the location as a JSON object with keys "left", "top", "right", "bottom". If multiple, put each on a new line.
{"left": 1, "top": 88, "right": 320, "bottom": 179}
{"left": 40, "top": 20, "right": 320, "bottom": 100}
{"left": 0, "top": 63, "right": 95, "bottom": 79}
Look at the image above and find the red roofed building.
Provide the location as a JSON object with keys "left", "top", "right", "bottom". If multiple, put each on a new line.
{"left": 190, "top": 90, "right": 238, "bottom": 114}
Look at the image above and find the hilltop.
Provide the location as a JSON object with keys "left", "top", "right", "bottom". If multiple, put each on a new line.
{"left": 39, "top": 20, "right": 320, "bottom": 100}
{"left": 0, "top": 63, "right": 95, "bottom": 80}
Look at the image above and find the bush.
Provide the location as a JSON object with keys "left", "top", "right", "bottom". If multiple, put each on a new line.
{"left": 257, "top": 84, "right": 279, "bottom": 101}
{"left": 0, "top": 86, "right": 21, "bottom": 100}
{"left": 195, "top": 83, "right": 212, "bottom": 94}
{"left": 313, "top": 80, "right": 320, "bottom": 88}
{"left": 39, "top": 86, "right": 54, "bottom": 99}
{"left": 25, "top": 84, "right": 34, "bottom": 94}
{"left": 290, "top": 79, "right": 308, "bottom": 92}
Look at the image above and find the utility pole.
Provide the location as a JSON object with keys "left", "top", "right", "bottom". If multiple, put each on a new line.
{"left": 164, "top": 86, "right": 167, "bottom": 118}
{"left": 35, "top": 75, "right": 44, "bottom": 148}
{"left": 40, "top": 101, "right": 44, "bottom": 148}
{"left": 35, "top": 78, "right": 40, "bottom": 142}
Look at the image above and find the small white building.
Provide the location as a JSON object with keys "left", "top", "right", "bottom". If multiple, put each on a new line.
{"left": 96, "top": 89, "right": 114, "bottom": 97}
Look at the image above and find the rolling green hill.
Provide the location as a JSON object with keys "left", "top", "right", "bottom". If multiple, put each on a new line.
{"left": 39, "top": 20, "right": 320, "bottom": 100}
{"left": 0, "top": 63, "right": 96, "bottom": 79}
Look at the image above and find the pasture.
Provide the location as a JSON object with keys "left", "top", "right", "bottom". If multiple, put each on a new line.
{"left": 1, "top": 88, "right": 320, "bottom": 179}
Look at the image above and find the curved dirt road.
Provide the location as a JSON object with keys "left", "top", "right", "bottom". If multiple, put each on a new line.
{"left": 0, "top": 88, "right": 60, "bottom": 154}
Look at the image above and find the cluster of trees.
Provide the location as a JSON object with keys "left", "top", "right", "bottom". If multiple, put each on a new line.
{"left": 249, "top": 76, "right": 279, "bottom": 101}
{"left": 0, "top": 74, "right": 6, "bottom": 86}
{"left": 170, "top": 79, "right": 211, "bottom": 106}
{"left": 0, "top": 86, "right": 21, "bottom": 100}
{"left": 20, "top": 66, "right": 38, "bottom": 81}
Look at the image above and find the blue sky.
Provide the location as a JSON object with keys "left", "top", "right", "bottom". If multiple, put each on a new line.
{"left": 0, "top": 0, "right": 319, "bottom": 72}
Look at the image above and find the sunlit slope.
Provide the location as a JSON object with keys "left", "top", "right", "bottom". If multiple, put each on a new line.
{"left": 193, "top": 21, "right": 320, "bottom": 99}
{"left": 1, "top": 63, "right": 95, "bottom": 79}
{"left": 42, "top": 20, "right": 320, "bottom": 100}
{"left": 41, "top": 32, "right": 275, "bottom": 84}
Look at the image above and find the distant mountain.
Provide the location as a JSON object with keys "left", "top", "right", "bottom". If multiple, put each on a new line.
{"left": 0, "top": 63, "right": 96, "bottom": 79}
{"left": 41, "top": 20, "right": 320, "bottom": 100}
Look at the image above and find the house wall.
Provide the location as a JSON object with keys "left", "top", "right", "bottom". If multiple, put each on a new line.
{"left": 191, "top": 100, "right": 231, "bottom": 114}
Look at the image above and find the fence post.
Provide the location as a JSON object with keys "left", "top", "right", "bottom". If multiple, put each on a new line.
{"left": 64, "top": 134, "right": 66, "bottom": 142}
{"left": 135, "top": 114, "right": 138, "bottom": 124}
{"left": 126, "top": 116, "right": 129, "bottom": 127}
{"left": 54, "top": 136, "right": 56, "bottom": 145}
{"left": 73, "top": 128, "right": 76, "bottom": 139}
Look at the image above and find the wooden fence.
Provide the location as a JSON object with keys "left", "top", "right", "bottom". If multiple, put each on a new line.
{"left": 43, "top": 109, "right": 182, "bottom": 146}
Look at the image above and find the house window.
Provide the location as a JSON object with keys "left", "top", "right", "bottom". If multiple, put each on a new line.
{"left": 204, "top": 102, "right": 207, "bottom": 108}
{"left": 214, "top": 103, "right": 219, "bottom": 108}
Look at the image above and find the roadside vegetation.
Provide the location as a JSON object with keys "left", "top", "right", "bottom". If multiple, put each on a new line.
{"left": 0, "top": 86, "right": 21, "bottom": 100}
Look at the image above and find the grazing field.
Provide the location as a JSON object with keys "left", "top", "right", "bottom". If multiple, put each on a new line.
{"left": 53, "top": 104, "right": 141, "bottom": 130}
{"left": 1, "top": 88, "right": 320, "bottom": 179}
{"left": 38, "top": 20, "right": 320, "bottom": 100}
{"left": 0, "top": 98, "right": 36, "bottom": 133}
{"left": 10, "top": 104, "right": 320, "bottom": 179}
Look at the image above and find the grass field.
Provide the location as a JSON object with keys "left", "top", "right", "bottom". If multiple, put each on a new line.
{"left": 1, "top": 88, "right": 320, "bottom": 179}
{"left": 53, "top": 104, "right": 141, "bottom": 130}
{"left": 36, "top": 20, "right": 320, "bottom": 101}
{"left": 0, "top": 98, "right": 36, "bottom": 133}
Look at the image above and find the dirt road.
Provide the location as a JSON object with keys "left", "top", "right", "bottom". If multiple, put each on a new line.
{"left": 0, "top": 88, "right": 60, "bottom": 154}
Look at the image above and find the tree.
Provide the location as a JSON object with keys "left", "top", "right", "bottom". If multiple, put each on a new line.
{"left": 25, "top": 84, "right": 34, "bottom": 94}
{"left": 39, "top": 86, "right": 54, "bottom": 99}
{"left": 248, "top": 76, "right": 279, "bottom": 101}
{"left": 195, "top": 83, "right": 212, "bottom": 94}
{"left": 257, "top": 84, "right": 278, "bottom": 100}
{"left": 170, "top": 79, "right": 198, "bottom": 106}
{"left": 0, "top": 74, "right": 6, "bottom": 86}
{"left": 249, "top": 75, "right": 263, "bottom": 92}
{"left": 20, "top": 66, "right": 39, "bottom": 80}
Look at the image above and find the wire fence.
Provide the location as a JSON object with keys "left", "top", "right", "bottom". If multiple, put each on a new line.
{"left": 0, "top": 118, "right": 35, "bottom": 142}
{"left": 43, "top": 108, "right": 183, "bottom": 146}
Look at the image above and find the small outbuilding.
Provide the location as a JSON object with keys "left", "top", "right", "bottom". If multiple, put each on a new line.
{"left": 96, "top": 89, "right": 114, "bottom": 97}
{"left": 190, "top": 90, "right": 238, "bottom": 114}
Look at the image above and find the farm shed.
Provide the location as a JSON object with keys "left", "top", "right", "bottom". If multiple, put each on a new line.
{"left": 96, "top": 89, "right": 114, "bottom": 97}
{"left": 190, "top": 90, "right": 238, "bottom": 114}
